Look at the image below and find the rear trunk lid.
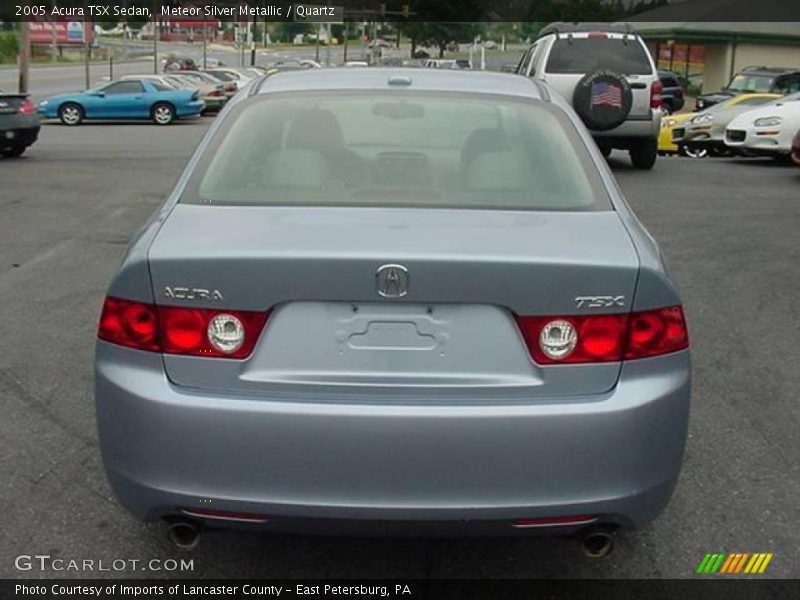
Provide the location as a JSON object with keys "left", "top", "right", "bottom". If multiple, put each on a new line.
{"left": 148, "top": 205, "right": 640, "bottom": 401}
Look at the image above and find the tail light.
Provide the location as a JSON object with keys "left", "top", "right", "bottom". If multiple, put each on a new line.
{"left": 18, "top": 99, "right": 35, "bottom": 115}
{"left": 98, "top": 297, "right": 269, "bottom": 359}
{"left": 651, "top": 79, "right": 663, "bottom": 109}
{"left": 208, "top": 89, "right": 222, "bottom": 97}
{"left": 516, "top": 306, "right": 688, "bottom": 364}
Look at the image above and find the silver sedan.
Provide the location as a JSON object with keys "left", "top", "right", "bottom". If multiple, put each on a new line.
{"left": 95, "top": 68, "right": 690, "bottom": 552}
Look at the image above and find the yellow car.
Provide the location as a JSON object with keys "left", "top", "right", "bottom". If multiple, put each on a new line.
{"left": 658, "top": 111, "right": 695, "bottom": 156}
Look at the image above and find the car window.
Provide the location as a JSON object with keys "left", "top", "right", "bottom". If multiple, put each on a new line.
{"left": 104, "top": 81, "right": 144, "bottom": 94}
{"left": 183, "top": 92, "right": 609, "bottom": 212}
{"left": 150, "top": 81, "right": 172, "bottom": 92}
{"left": 206, "top": 71, "right": 234, "bottom": 81}
{"left": 660, "top": 75, "right": 679, "bottom": 88}
{"left": 727, "top": 74, "right": 775, "bottom": 93}
{"left": 774, "top": 76, "right": 800, "bottom": 94}
{"left": 546, "top": 38, "right": 652, "bottom": 75}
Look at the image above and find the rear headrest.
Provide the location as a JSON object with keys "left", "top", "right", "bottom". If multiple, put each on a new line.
{"left": 465, "top": 151, "right": 531, "bottom": 191}
{"left": 286, "top": 109, "right": 347, "bottom": 158}
{"left": 264, "top": 149, "right": 328, "bottom": 187}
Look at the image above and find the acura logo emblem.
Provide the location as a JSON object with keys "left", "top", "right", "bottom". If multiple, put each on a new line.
{"left": 376, "top": 264, "right": 409, "bottom": 298}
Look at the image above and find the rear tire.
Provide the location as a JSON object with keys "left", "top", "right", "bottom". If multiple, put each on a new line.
{"left": 1, "top": 144, "right": 26, "bottom": 157}
{"left": 58, "top": 103, "right": 83, "bottom": 126}
{"left": 630, "top": 138, "right": 658, "bottom": 169}
{"left": 152, "top": 103, "right": 175, "bottom": 125}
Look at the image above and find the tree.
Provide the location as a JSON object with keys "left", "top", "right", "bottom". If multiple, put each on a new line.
{"left": 400, "top": 0, "right": 483, "bottom": 57}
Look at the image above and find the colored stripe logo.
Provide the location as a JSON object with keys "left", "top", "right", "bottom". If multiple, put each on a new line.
{"left": 696, "top": 552, "right": 773, "bottom": 574}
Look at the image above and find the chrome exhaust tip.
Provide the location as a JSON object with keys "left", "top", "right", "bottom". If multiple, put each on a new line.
{"left": 166, "top": 520, "right": 201, "bottom": 550}
{"left": 580, "top": 527, "right": 615, "bottom": 559}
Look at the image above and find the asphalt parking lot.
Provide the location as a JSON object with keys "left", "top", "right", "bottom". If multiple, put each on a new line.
{"left": 1, "top": 118, "right": 799, "bottom": 579}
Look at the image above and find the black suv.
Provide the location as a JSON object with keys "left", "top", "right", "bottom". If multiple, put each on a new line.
{"left": 658, "top": 70, "right": 685, "bottom": 114}
{"left": 695, "top": 67, "right": 800, "bottom": 110}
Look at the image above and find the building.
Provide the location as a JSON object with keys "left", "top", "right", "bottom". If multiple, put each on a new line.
{"left": 630, "top": 21, "right": 800, "bottom": 93}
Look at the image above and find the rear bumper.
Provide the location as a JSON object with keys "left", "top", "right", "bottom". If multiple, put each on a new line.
{"left": 1, "top": 124, "right": 40, "bottom": 147}
{"left": 177, "top": 101, "right": 205, "bottom": 117}
{"left": 592, "top": 110, "right": 661, "bottom": 143}
{"left": 96, "top": 344, "right": 690, "bottom": 533}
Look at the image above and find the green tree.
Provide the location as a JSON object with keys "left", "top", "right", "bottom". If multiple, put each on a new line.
{"left": 400, "top": 0, "right": 483, "bottom": 57}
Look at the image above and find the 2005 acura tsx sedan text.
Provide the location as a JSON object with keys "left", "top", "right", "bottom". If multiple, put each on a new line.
{"left": 95, "top": 68, "right": 690, "bottom": 550}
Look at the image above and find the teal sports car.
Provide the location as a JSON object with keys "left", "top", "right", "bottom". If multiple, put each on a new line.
{"left": 38, "top": 78, "right": 205, "bottom": 126}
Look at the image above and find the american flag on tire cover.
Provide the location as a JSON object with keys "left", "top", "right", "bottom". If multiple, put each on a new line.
{"left": 590, "top": 81, "right": 623, "bottom": 109}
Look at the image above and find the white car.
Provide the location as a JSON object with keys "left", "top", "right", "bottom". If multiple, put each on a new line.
{"left": 724, "top": 92, "right": 800, "bottom": 159}
{"left": 201, "top": 68, "right": 255, "bottom": 90}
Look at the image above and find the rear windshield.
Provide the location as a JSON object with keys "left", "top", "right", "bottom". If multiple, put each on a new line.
{"left": 183, "top": 92, "right": 608, "bottom": 211}
{"left": 546, "top": 38, "right": 652, "bottom": 75}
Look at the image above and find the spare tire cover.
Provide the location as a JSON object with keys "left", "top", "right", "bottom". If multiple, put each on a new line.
{"left": 572, "top": 70, "right": 633, "bottom": 132}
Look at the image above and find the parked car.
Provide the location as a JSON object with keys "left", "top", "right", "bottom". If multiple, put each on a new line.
{"left": 38, "top": 79, "right": 205, "bottom": 126}
{"left": 675, "top": 93, "right": 782, "bottom": 156}
{"left": 0, "top": 90, "right": 40, "bottom": 157}
{"left": 423, "top": 59, "right": 471, "bottom": 70}
{"left": 724, "top": 91, "right": 800, "bottom": 160}
{"left": 658, "top": 70, "right": 685, "bottom": 114}
{"left": 516, "top": 23, "right": 663, "bottom": 169}
{"left": 483, "top": 40, "right": 497, "bottom": 50}
{"left": 202, "top": 68, "right": 255, "bottom": 90}
{"left": 791, "top": 128, "right": 800, "bottom": 165}
{"left": 152, "top": 73, "right": 230, "bottom": 113}
{"left": 95, "top": 68, "right": 690, "bottom": 549}
{"left": 695, "top": 66, "right": 800, "bottom": 111}
{"left": 163, "top": 54, "right": 198, "bottom": 73}
{"left": 658, "top": 112, "right": 699, "bottom": 157}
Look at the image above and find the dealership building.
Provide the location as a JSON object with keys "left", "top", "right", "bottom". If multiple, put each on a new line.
{"left": 631, "top": 22, "right": 800, "bottom": 93}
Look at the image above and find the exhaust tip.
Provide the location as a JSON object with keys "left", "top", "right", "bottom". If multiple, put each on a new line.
{"left": 166, "top": 520, "right": 201, "bottom": 550}
{"left": 580, "top": 528, "right": 615, "bottom": 559}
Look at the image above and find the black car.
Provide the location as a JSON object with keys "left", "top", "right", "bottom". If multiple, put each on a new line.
{"left": 695, "top": 66, "right": 800, "bottom": 111}
{"left": 0, "top": 91, "right": 40, "bottom": 158}
{"left": 658, "top": 70, "right": 685, "bottom": 114}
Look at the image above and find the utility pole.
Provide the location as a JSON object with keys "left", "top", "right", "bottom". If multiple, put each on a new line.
{"left": 84, "top": 26, "right": 90, "bottom": 88}
{"left": 18, "top": 22, "right": 31, "bottom": 94}
{"left": 250, "top": 15, "right": 256, "bottom": 66}
{"left": 203, "top": 16, "right": 207, "bottom": 69}
{"left": 152, "top": 0, "right": 158, "bottom": 74}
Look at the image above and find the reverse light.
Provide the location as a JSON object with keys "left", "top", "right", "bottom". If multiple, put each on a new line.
{"left": 517, "top": 306, "right": 688, "bottom": 365}
{"left": 207, "top": 313, "right": 245, "bottom": 354}
{"left": 754, "top": 116, "right": 781, "bottom": 127}
{"left": 98, "top": 297, "right": 268, "bottom": 359}
{"left": 538, "top": 320, "right": 578, "bottom": 360}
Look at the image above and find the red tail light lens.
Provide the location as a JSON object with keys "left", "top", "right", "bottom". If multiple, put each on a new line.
{"left": 98, "top": 297, "right": 268, "bottom": 359}
{"left": 517, "top": 306, "right": 688, "bottom": 364}
{"left": 624, "top": 305, "right": 688, "bottom": 359}
{"left": 98, "top": 297, "right": 160, "bottom": 352}
{"left": 18, "top": 99, "right": 35, "bottom": 115}
{"left": 651, "top": 79, "right": 663, "bottom": 109}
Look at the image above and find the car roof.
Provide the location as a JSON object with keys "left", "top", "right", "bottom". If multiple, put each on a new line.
{"left": 538, "top": 22, "right": 637, "bottom": 37}
{"left": 739, "top": 67, "right": 800, "bottom": 75}
{"left": 254, "top": 68, "right": 544, "bottom": 100}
